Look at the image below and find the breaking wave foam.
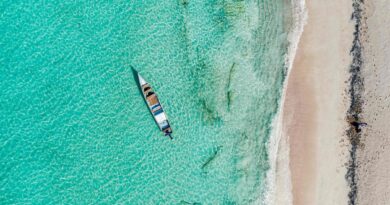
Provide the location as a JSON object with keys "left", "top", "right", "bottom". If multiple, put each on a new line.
{"left": 263, "top": 0, "right": 307, "bottom": 205}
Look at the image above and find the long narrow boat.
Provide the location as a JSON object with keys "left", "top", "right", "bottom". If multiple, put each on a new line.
{"left": 133, "top": 68, "right": 173, "bottom": 139}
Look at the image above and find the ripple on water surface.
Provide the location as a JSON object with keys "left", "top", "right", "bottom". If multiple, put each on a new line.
{"left": 0, "top": 0, "right": 288, "bottom": 204}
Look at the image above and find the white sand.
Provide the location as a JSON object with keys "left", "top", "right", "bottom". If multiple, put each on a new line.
{"left": 357, "top": 1, "right": 390, "bottom": 204}
{"left": 274, "top": 0, "right": 354, "bottom": 204}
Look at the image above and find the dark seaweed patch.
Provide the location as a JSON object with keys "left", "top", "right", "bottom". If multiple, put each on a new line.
{"left": 227, "top": 91, "right": 233, "bottom": 110}
{"left": 201, "top": 146, "right": 222, "bottom": 170}
{"left": 178, "top": 0, "right": 192, "bottom": 63}
{"left": 200, "top": 99, "right": 221, "bottom": 122}
{"left": 179, "top": 0, "right": 189, "bottom": 7}
{"left": 226, "top": 63, "right": 236, "bottom": 111}
{"left": 179, "top": 200, "right": 202, "bottom": 205}
{"left": 346, "top": 1, "right": 365, "bottom": 205}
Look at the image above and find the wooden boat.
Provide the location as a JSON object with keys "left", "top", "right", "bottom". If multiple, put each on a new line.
{"left": 133, "top": 68, "right": 173, "bottom": 139}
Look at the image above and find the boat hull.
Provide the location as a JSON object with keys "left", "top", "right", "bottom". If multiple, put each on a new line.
{"left": 133, "top": 68, "right": 172, "bottom": 139}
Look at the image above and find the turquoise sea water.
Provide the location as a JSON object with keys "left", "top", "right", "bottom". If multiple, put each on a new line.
{"left": 1, "top": 1, "right": 289, "bottom": 204}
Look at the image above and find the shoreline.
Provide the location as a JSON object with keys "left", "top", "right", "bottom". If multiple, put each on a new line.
{"left": 273, "top": 0, "right": 354, "bottom": 204}
{"left": 265, "top": 0, "right": 307, "bottom": 204}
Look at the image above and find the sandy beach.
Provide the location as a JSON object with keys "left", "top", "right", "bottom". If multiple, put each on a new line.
{"left": 274, "top": 0, "right": 390, "bottom": 204}
{"left": 355, "top": 0, "right": 390, "bottom": 204}
{"left": 275, "top": 0, "right": 354, "bottom": 204}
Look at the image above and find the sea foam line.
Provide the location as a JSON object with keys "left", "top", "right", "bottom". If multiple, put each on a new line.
{"left": 263, "top": 0, "right": 307, "bottom": 204}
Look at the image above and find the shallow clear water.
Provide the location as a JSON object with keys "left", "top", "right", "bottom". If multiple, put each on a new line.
{"left": 0, "top": 1, "right": 288, "bottom": 204}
